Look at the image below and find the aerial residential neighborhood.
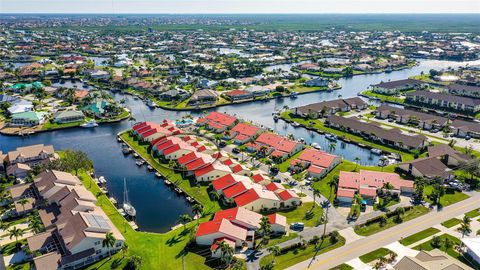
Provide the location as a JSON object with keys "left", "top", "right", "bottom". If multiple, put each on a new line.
{"left": 0, "top": 5, "right": 480, "bottom": 270}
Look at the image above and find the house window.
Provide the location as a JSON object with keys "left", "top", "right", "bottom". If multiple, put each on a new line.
{"left": 116, "top": 242, "right": 122, "bottom": 247}
{"left": 95, "top": 241, "right": 101, "bottom": 245}
{"left": 96, "top": 249, "right": 101, "bottom": 254}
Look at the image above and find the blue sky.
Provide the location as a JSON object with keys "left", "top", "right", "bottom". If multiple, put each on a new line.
{"left": 1, "top": 0, "right": 479, "bottom": 14}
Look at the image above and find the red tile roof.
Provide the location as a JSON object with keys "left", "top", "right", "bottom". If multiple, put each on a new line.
{"left": 185, "top": 158, "right": 209, "bottom": 171}
{"left": 223, "top": 182, "right": 249, "bottom": 199}
{"left": 265, "top": 182, "right": 283, "bottom": 192}
{"left": 256, "top": 133, "right": 301, "bottom": 154}
{"left": 277, "top": 190, "right": 298, "bottom": 201}
{"left": 231, "top": 122, "right": 260, "bottom": 137}
{"left": 234, "top": 189, "right": 260, "bottom": 207}
{"left": 195, "top": 218, "right": 247, "bottom": 240}
{"left": 212, "top": 174, "right": 238, "bottom": 191}
{"left": 337, "top": 188, "right": 355, "bottom": 198}
{"left": 177, "top": 152, "right": 199, "bottom": 165}
{"left": 295, "top": 148, "right": 338, "bottom": 168}
{"left": 251, "top": 174, "right": 266, "bottom": 183}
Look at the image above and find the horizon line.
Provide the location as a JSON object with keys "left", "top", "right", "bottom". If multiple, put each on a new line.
{"left": 1, "top": 12, "right": 479, "bottom": 15}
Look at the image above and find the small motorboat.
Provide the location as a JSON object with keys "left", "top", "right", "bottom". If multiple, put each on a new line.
{"left": 122, "top": 147, "right": 131, "bottom": 155}
{"left": 98, "top": 176, "right": 107, "bottom": 185}
{"left": 325, "top": 134, "right": 337, "bottom": 141}
{"left": 289, "top": 91, "right": 298, "bottom": 98}
{"left": 311, "top": 142, "right": 321, "bottom": 150}
{"left": 133, "top": 153, "right": 139, "bottom": 158}
{"left": 273, "top": 115, "right": 279, "bottom": 122}
{"left": 291, "top": 122, "right": 300, "bottom": 127}
{"left": 155, "top": 172, "right": 163, "bottom": 178}
{"left": 136, "top": 160, "right": 145, "bottom": 166}
{"left": 81, "top": 120, "right": 99, "bottom": 128}
{"left": 371, "top": 148, "right": 382, "bottom": 155}
{"left": 147, "top": 165, "right": 154, "bottom": 171}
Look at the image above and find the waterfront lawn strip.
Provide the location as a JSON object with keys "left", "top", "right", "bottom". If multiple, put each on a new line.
{"left": 120, "top": 132, "right": 221, "bottom": 212}
{"left": 259, "top": 236, "right": 345, "bottom": 270}
{"left": 399, "top": 227, "right": 440, "bottom": 246}
{"left": 359, "top": 247, "right": 391, "bottom": 263}
{"left": 79, "top": 171, "right": 212, "bottom": 270}
{"left": 354, "top": 206, "right": 430, "bottom": 236}
{"left": 360, "top": 90, "right": 405, "bottom": 104}
{"left": 441, "top": 218, "right": 462, "bottom": 228}
{"left": 42, "top": 120, "right": 85, "bottom": 130}
{"left": 280, "top": 111, "right": 415, "bottom": 162}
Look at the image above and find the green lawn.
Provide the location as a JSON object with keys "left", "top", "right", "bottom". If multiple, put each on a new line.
{"left": 314, "top": 160, "right": 396, "bottom": 203}
{"left": 259, "top": 236, "right": 346, "bottom": 270}
{"left": 268, "top": 202, "right": 323, "bottom": 228}
{"left": 399, "top": 227, "right": 440, "bottom": 246}
{"left": 441, "top": 218, "right": 462, "bottom": 228}
{"left": 465, "top": 209, "right": 480, "bottom": 218}
{"left": 42, "top": 120, "right": 85, "bottom": 130}
{"left": 359, "top": 247, "right": 393, "bottom": 263}
{"left": 1, "top": 239, "right": 28, "bottom": 256}
{"left": 413, "top": 233, "right": 479, "bottom": 269}
{"left": 280, "top": 111, "right": 416, "bottom": 162}
{"left": 330, "top": 264, "right": 353, "bottom": 270}
{"left": 78, "top": 171, "right": 213, "bottom": 270}
{"left": 277, "top": 151, "right": 303, "bottom": 173}
{"left": 354, "top": 206, "right": 430, "bottom": 236}
{"left": 121, "top": 132, "right": 221, "bottom": 213}
{"left": 423, "top": 185, "right": 469, "bottom": 207}
{"left": 6, "top": 263, "right": 31, "bottom": 270}
{"left": 360, "top": 90, "right": 405, "bottom": 104}
{"left": 260, "top": 233, "right": 298, "bottom": 248}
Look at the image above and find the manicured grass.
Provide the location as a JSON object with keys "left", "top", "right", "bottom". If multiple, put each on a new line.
{"left": 259, "top": 236, "right": 346, "bottom": 270}
{"left": 354, "top": 206, "right": 430, "bottom": 236}
{"left": 121, "top": 132, "right": 221, "bottom": 213}
{"left": 1, "top": 239, "right": 28, "bottom": 256}
{"left": 6, "top": 262, "right": 31, "bottom": 270}
{"left": 423, "top": 185, "right": 469, "bottom": 207}
{"left": 78, "top": 171, "right": 213, "bottom": 270}
{"left": 399, "top": 227, "right": 440, "bottom": 246}
{"left": 277, "top": 151, "right": 303, "bottom": 173}
{"left": 465, "top": 209, "right": 480, "bottom": 218}
{"left": 314, "top": 160, "right": 396, "bottom": 203}
{"left": 360, "top": 90, "right": 405, "bottom": 104}
{"left": 272, "top": 202, "right": 323, "bottom": 227}
{"left": 413, "top": 233, "right": 479, "bottom": 269}
{"left": 373, "top": 197, "right": 400, "bottom": 211}
{"left": 280, "top": 111, "right": 416, "bottom": 162}
{"left": 441, "top": 218, "right": 462, "bottom": 228}
{"left": 42, "top": 120, "right": 85, "bottom": 130}
{"left": 261, "top": 233, "right": 298, "bottom": 248}
{"left": 330, "top": 264, "right": 353, "bottom": 270}
{"left": 359, "top": 247, "right": 392, "bottom": 263}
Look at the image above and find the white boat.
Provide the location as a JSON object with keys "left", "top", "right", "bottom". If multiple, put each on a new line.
{"left": 311, "top": 142, "right": 321, "bottom": 150}
{"left": 371, "top": 148, "right": 383, "bottom": 155}
{"left": 290, "top": 92, "right": 298, "bottom": 98}
{"left": 98, "top": 176, "right": 107, "bottom": 185}
{"left": 123, "top": 178, "right": 136, "bottom": 217}
{"left": 81, "top": 120, "right": 99, "bottom": 128}
{"left": 325, "top": 134, "right": 337, "bottom": 141}
{"left": 147, "top": 100, "right": 157, "bottom": 108}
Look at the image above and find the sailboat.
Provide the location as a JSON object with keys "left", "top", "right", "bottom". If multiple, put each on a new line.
{"left": 123, "top": 178, "right": 136, "bottom": 217}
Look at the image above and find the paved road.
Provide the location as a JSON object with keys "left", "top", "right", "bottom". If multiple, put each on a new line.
{"left": 286, "top": 192, "right": 480, "bottom": 270}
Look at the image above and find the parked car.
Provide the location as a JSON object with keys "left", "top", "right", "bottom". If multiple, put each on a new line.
{"left": 232, "top": 148, "right": 240, "bottom": 154}
{"left": 270, "top": 167, "right": 279, "bottom": 175}
{"left": 219, "top": 141, "right": 226, "bottom": 148}
{"left": 290, "top": 222, "right": 304, "bottom": 231}
{"left": 272, "top": 179, "right": 282, "bottom": 183}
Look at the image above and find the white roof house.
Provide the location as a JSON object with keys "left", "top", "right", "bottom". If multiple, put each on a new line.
{"left": 462, "top": 237, "right": 480, "bottom": 264}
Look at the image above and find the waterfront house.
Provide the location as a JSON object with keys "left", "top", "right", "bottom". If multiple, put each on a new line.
{"left": 0, "top": 94, "right": 17, "bottom": 104}
{"left": 212, "top": 174, "right": 253, "bottom": 195}
{"left": 188, "top": 89, "right": 219, "bottom": 106}
{"left": 405, "top": 90, "right": 480, "bottom": 114}
{"left": 326, "top": 115, "right": 427, "bottom": 151}
{"left": 81, "top": 99, "right": 110, "bottom": 117}
{"left": 6, "top": 163, "right": 31, "bottom": 179}
{"left": 446, "top": 84, "right": 480, "bottom": 98}
{"left": 394, "top": 249, "right": 473, "bottom": 270}
{"left": 157, "top": 88, "right": 191, "bottom": 101}
{"left": 197, "top": 111, "right": 238, "bottom": 133}
{"left": 10, "top": 111, "right": 48, "bottom": 126}
{"left": 372, "top": 79, "right": 425, "bottom": 95}
{"left": 224, "top": 89, "right": 253, "bottom": 101}
{"left": 461, "top": 238, "right": 480, "bottom": 265}
{"left": 245, "top": 85, "right": 271, "bottom": 97}
{"left": 375, "top": 105, "right": 448, "bottom": 130}
{"left": 82, "top": 69, "right": 110, "bottom": 80}
{"left": 247, "top": 132, "right": 304, "bottom": 160}
{"left": 226, "top": 122, "right": 262, "bottom": 144}
{"left": 451, "top": 119, "right": 480, "bottom": 138}
{"left": 5, "top": 144, "right": 56, "bottom": 168}
{"left": 289, "top": 148, "right": 341, "bottom": 179}
{"left": 294, "top": 97, "right": 367, "bottom": 118}
{"left": 398, "top": 157, "right": 452, "bottom": 180}
{"left": 427, "top": 144, "right": 471, "bottom": 167}
{"left": 304, "top": 78, "right": 329, "bottom": 87}
{"left": 53, "top": 110, "right": 85, "bottom": 124}
{"left": 276, "top": 189, "right": 301, "bottom": 208}
{"left": 336, "top": 170, "right": 414, "bottom": 204}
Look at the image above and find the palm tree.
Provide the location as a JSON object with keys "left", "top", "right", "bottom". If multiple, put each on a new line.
{"left": 379, "top": 156, "right": 388, "bottom": 171}
{"left": 192, "top": 204, "right": 203, "bottom": 224}
{"left": 219, "top": 241, "right": 234, "bottom": 266}
{"left": 328, "top": 142, "right": 336, "bottom": 153}
{"left": 209, "top": 190, "right": 220, "bottom": 201}
{"left": 17, "top": 198, "right": 29, "bottom": 213}
{"left": 8, "top": 226, "right": 24, "bottom": 247}
{"left": 126, "top": 255, "right": 142, "bottom": 270}
{"left": 312, "top": 189, "right": 321, "bottom": 205}
{"left": 102, "top": 232, "right": 116, "bottom": 259}
{"left": 259, "top": 216, "right": 272, "bottom": 244}
{"left": 267, "top": 245, "right": 281, "bottom": 256}
{"left": 28, "top": 216, "right": 43, "bottom": 234}
{"left": 328, "top": 176, "right": 339, "bottom": 196}
{"left": 354, "top": 156, "right": 361, "bottom": 170}
{"left": 458, "top": 223, "right": 472, "bottom": 238}
{"left": 121, "top": 242, "right": 129, "bottom": 257}
{"left": 178, "top": 214, "right": 192, "bottom": 231}
{"left": 462, "top": 215, "right": 472, "bottom": 226}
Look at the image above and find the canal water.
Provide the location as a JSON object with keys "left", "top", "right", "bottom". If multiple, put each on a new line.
{"left": 2, "top": 59, "right": 479, "bottom": 232}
